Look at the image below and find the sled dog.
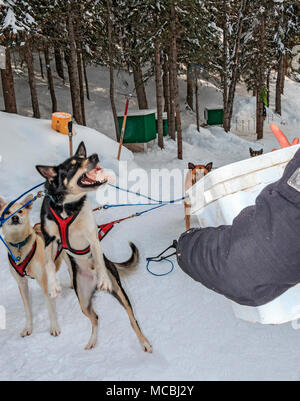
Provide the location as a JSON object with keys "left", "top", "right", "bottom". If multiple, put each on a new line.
{"left": 0, "top": 195, "right": 61, "bottom": 337}
{"left": 184, "top": 162, "right": 213, "bottom": 230}
{"left": 36, "top": 142, "right": 152, "bottom": 351}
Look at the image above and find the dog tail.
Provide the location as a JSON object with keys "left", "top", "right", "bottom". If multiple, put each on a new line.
{"left": 115, "top": 242, "right": 139, "bottom": 272}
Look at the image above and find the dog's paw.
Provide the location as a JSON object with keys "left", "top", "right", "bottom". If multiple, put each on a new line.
{"left": 84, "top": 337, "right": 97, "bottom": 350}
{"left": 21, "top": 327, "right": 32, "bottom": 337}
{"left": 48, "top": 281, "right": 62, "bottom": 299}
{"left": 141, "top": 340, "right": 153, "bottom": 354}
{"left": 97, "top": 272, "right": 112, "bottom": 293}
{"left": 50, "top": 325, "right": 61, "bottom": 337}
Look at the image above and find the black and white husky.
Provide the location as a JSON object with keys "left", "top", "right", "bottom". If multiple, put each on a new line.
{"left": 36, "top": 142, "right": 152, "bottom": 352}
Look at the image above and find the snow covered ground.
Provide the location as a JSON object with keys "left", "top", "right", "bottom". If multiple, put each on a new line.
{"left": 1, "top": 61, "right": 300, "bottom": 381}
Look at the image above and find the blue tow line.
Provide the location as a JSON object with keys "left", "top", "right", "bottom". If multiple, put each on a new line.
{"left": 1, "top": 182, "right": 181, "bottom": 272}
{"left": 105, "top": 183, "right": 187, "bottom": 210}
{"left": 0, "top": 182, "right": 45, "bottom": 262}
{"left": 105, "top": 184, "right": 183, "bottom": 277}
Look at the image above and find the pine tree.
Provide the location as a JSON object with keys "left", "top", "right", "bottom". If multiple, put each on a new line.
{"left": 273, "top": 0, "right": 298, "bottom": 115}
{"left": 207, "top": 0, "right": 248, "bottom": 133}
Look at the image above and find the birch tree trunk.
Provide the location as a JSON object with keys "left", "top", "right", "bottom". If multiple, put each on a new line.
{"left": 1, "top": 48, "right": 17, "bottom": 113}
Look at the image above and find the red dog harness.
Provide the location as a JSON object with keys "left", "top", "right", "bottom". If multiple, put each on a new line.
{"left": 50, "top": 207, "right": 114, "bottom": 260}
{"left": 8, "top": 241, "right": 37, "bottom": 278}
{"left": 50, "top": 207, "right": 91, "bottom": 256}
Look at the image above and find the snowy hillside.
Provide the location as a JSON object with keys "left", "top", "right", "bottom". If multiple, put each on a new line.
{"left": 1, "top": 0, "right": 300, "bottom": 383}
{"left": 0, "top": 111, "right": 132, "bottom": 198}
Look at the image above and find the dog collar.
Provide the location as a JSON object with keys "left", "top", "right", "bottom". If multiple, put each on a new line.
{"left": 9, "top": 234, "right": 32, "bottom": 250}
{"left": 44, "top": 190, "right": 56, "bottom": 204}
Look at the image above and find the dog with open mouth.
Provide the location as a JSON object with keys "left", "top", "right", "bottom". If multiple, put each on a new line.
{"left": 0, "top": 195, "right": 61, "bottom": 338}
{"left": 36, "top": 142, "right": 152, "bottom": 351}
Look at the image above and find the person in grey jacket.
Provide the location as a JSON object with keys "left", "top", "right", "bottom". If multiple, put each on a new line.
{"left": 177, "top": 147, "right": 300, "bottom": 307}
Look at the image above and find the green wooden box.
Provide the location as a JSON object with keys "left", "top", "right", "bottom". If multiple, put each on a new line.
{"left": 204, "top": 107, "right": 224, "bottom": 125}
{"left": 117, "top": 109, "right": 157, "bottom": 144}
{"left": 156, "top": 112, "right": 177, "bottom": 136}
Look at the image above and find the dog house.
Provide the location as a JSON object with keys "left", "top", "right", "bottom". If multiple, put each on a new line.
{"left": 117, "top": 109, "right": 157, "bottom": 144}
{"left": 188, "top": 145, "right": 300, "bottom": 325}
{"left": 204, "top": 107, "right": 224, "bottom": 126}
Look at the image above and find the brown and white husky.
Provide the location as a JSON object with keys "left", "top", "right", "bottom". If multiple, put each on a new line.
{"left": 184, "top": 162, "right": 213, "bottom": 230}
{"left": 0, "top": 195, "right": 61, "bottom": 338}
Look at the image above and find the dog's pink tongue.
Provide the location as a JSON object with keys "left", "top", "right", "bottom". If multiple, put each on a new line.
{"left": 86, "top": 169, "right": 98, "bottom": 181}
{"left": 86, "top": 167, "right": 114, "bottom": 183}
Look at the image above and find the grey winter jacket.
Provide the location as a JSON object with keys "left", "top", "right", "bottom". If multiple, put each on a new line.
{"left": 177, "top": 148, "right": 300, "bottom": 307}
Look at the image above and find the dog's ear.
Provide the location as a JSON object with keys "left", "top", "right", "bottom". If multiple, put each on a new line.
{"left": 188, "top": 162, "right": 195, "bottom": 170}
{"left": 75, "top": 141, "right": 87, "bottom": 158}
{"left": 36, "top": 165, "right": 57, "bottom": 180}
{"left": 22, "top": 194, "right": 34, "bottom": 210}
{"left": 249, "top": 147, "right": 253, "bottom": 153}
{"left": 205, "top": 162, "right": 213, "bottom": 172}
{"left": 0, "top": 197, "right": 6, "bottom": 211}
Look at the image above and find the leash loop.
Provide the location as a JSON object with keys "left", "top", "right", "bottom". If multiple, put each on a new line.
{"left": 146, "top": 258, "right": 175, "bottom": 277}
{"left": 146, "top": 240, "right": 178, "bottom": 277}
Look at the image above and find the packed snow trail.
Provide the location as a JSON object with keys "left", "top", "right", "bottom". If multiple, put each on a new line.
{"left": 1, "top": 112, "right": 300, "bottom": 380}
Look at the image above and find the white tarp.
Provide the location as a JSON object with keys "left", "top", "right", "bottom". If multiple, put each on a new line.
{"left": 0, "top": 46, "right": 6, "bottom": 69}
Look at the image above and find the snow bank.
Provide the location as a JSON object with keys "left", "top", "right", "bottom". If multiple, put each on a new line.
{"left": 233, "top": 78, "right": 300, "bottom": 129}
{"left": 183, "top": 125, "right": 259, "bottom": 168}
{"left": 0, "top": 111, "right": 132, "bottom": 199}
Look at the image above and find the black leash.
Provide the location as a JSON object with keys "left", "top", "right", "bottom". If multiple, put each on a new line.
{"left": 146, "top": 240, "right": 178, "bottom": 277}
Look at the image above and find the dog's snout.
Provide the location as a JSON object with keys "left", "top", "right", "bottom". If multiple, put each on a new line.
{"left": 89, "top": 154, "right": 99, "bottom": 164}
{"left": 11, "top": 215, "right": 19, "bottom": 224}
